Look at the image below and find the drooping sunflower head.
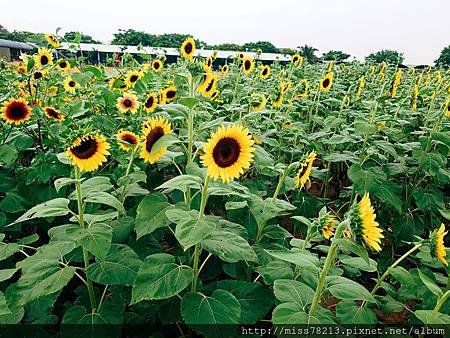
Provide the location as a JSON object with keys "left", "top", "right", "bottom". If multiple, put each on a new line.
{"left": 294, "top": 80, "right": 309, "bottom": 100}
{"left": 144, "top": 92, "right": 158, "bottom": 113}
{"left": 44, "top": 106, "right": 64, "bottom": 122}
{"left": 319, "top": 72, "right": 334, "bottom": 92}
{"left": 204, "top": 56, "right": 213, "bottom": 70}
{"left": 260, "top": 65, "right": 271, "bottom": 79}
{"left": 159, "top": 86, "right": 177, "bottom": 104}
{"left": 429, "top": 224, "right": 448, "bottom": 266}
{"left": 57, "top": 59, "right": 71, "bottom": 72}
{"left": 117, "top": 93, "right": 140, "bottom": 114}
{"left": 48, "top": 86, "right": 58, "bottom": 96}
{"left": 16, "top": 63, "right": 27, "bottom": 74}
{"left": 34, "top": 48, "right": 53, "bottom": 68}
{"left": 180, "top": 37, "right": 196, "bottom": 60}
{"left": 152, "top": 59, "right": 163, "bottom": 73}
{"left": 197, "top": 71, "right": 218, "bottom": 97}
{"left": 295, "top": 150, "right": 317, "bottom": 189}
{"left": 272, "top": 91, "right": 284, "bottom": 108}
{"left": 45, "top": 34, "right": 60, "bottom": 48}
{"left": 202, "top": 125, "right": 255, "bottom": 183}
{"left": 125, "top": 70, "right": 142, "bottom": 88}
{"left": 66, "top": 134, "right": 110, "bottom": 172}
{"left": 291, "top": 53, "right": 303, "bottom": 67}
{"left": 249, "top": 93, "right": 267, "bottom": 112}
{"left": 116, "top": 129, "right": 140, "bottom": 152}
{"left": 63, "top": 76, "right": 80, "bottom": 94}
{"left": 221, "top": 64, "right": 229, "bottom": 76}
{"left": 139, "top": 116, "right": 172, "bottom": 164}
{"left": 1, "top": 98, "right": 32, "bottom": 125}
{"left": 349, "top": 192, "right": 384, "bottom": 252}
{"left": 108, "top": 76, "right": 127, "bottom": 92}
{"left": 319, "top": 214, "right": 336, "bottom": 240}
{"left": 242, "top": 56, "right": 255, "bottom": 76}
{"left": 280, "top": 81, "right": 292, "bottom": 95}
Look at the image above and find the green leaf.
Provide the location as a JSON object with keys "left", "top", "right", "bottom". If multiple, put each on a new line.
{"left": 149, "top": 134, "right": 179, "bottom": 156}
{"left": 167, "top": 209, "right": 215, "bottom": 251}
{"left": 327, "top": 276, "right": 375, "bottom": 303}
{"left": 0, "top": 292, "right": 12, "bottom": 316}
{"left": 415, "top": 310, "right": 450, "bottom": 324}
{"left": 135, "top": 193, "right": 174, "bottom": 239}
{"left": 248, "top": 196, "right": 296, "bottom": 225}
{"left": 418, "top": 270, "right": 443, "bottom": 297}
{"left": 274, "top": 279, "right": 316, "bottom": 308}
{"left": 0, "top": 145, "right": 18, "bottom": 165}
{"left": 201, "top": 230, "right": 257, "bottom": 263}
{"left": 66, "top": 223, "right": 113, "bottom": 260}
{"left": 157, "top": 175, "right": 202, "bottom": 194}
{"left": 131, "top": 253, "right": 193, "bottom": 303}
{"left": 27, "top": 267, "right": 75, "bottom": 302}
{"left": 336, "top": 300, "right": 377, "bottom": 324}
{"left": 0, "top": 243, "right": 20, "bottom": 261}
{"left": 272, "top": 302, "right": 319, "bottom": 324}
{"left": 340, "top": 256, "right": 377, "bottom": 272}
{"left": 179, "top": 97, "right": 199, "bottom": 109}
{"left": 181, "top": 289, "right": 241, "bottom": 324}
{"left": 84, "top": 191, "right": 124, "bottom": 212}
{"left": 87, "top": 244, "right": 142, "bottom": 285}
{"left": 413, "top": 148, "right": 446, "bottom": 176}
{"left": 8, "top": 198, "right": 70, "bottom": 226}
{"left": 54, "top": 178, "right": 81, "bottom": 193}
{"left": 334, "top": 238, "right": 369, "bottom": 264}
{"left": 0, "top": 268, "right": 18, "bottom": 282}
{"left": 265, "top": 249, "right": 319, "bottom": 270}
{"left": 254, "top": 261, "right": 293, "bottom": 285}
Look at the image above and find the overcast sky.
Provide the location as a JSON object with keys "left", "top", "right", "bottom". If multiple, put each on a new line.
{"left": 1, "top": 0, "right": 449, "bottom": 64}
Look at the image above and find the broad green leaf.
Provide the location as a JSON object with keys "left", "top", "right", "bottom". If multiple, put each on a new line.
{"left": 265, "top": 249, "right": 319, "bottom": 270}
{"left": 418, "top": 270, "right": 443, "bottom": 297}
{"left": 8, "top": 198, "right": 70, "bottom": 226}
{"left": 336, "top": 300, "right": 377, "bottom": 324}
{"left": 254, "top": 261, "right": 294, "bottom": 285}
{"left": 0, "top": 243, "right": 20, "bottom": 261}
{"left": 0, "top": 145, "right": 18, "bottom": 165}
{"left": 0, "top": 268, "right": 18, "bottom": 282}
{"left": 135, "top": 193, "right": 174, "bottom": 239}
{"left": 27, "top": 267, "right": 75, "bottom": 302}
{"left": 149, "top": 134, "right": 179, "bottom": 156}
{"left": 54, "top": 178, "right": 81, "bottom": 193}
{"left": 157, "top": 175, "right": 202, "bottom": 194}
{"left": 415, "top": 310, "right": 450, "bottom": 324}
{"left": 272, "top": 302, "right": 319, "bottom": 324}
{"left": 84, "top": 191, "right": 124, "bottom": 212}
{"left": 201, "top": 230, "right": 257, "bottom": 263}
{"left": 327, "top": 276, "right": 375, "bottom": 303}
{"left": 66, "top": 223, "right": 112, "bottom": 260}
{"left": 340, "top": 256, "right": 377, "bottom": 272}
{"left": 273, "top": 279, "right": 315, "bottom": 309}
{"left": 0, "top": 292, "right": 11, "bottom": 316}
{"left": 131, "top": 253, "right": 193, "bottom": 303}
{"left": 334, "top": 238, "right": 369, "bottom": 263}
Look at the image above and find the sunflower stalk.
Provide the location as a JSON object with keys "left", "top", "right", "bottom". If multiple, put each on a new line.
{"left": 308, "top": 220, "right": 346, "bottom": 317}
{"left": 432, "top": 289, "right": 450, "bottom": 316}
{"left": 74, "top": 167, "right": 97, "bottom": 312}
{"left": 185, "top": 73, "right": 195, "bottom": 208}
{"left": 118, "top": 146, "right": 137, "bottom": 210}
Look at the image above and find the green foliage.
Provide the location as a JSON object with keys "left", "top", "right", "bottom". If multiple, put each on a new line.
{"left": 435, "top": 45, "right": 450, "bottom": 67}
{"left": 322, "top": 50, "right": 351, "bottom": 61}
{"left": 365, "top": 49, "right": 405, "bottom": 64}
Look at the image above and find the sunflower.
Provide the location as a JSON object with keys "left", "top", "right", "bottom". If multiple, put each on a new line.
{"left": 242, "top": 56, "right": 254, "bottom": 76}
{"left": 139, "top": 117, "right": 172, "bottom": 164}
{"left": 48, "top": 86, "right": 58, "bottom": 96}
{"left": 294, "top": 80, "right": 309, "bottom": 100}
{"left": 356, "top": 76, "right": 365, "bottom": 99}
{"left": 16, "top": 63, "right": 27, "bottom": 74}
{"left": 45, "top": 34, "right": 60, "bottom": 48}
{"left": 291, "top": 54, "right": 303, "bottom": 67}
{"left": 319, "top": 72, "right": 334, "bottom": 92}
{"left": 57, "top": 59, "right": 71, "bottom": 72}
{"left": 210, "top": 90, "right": 220, "bottom": 101}
{"left": 343, "top": 229, "right": 353, "bottom": 239}
{"left": 117, "top": 93, "right": 139, "bottom": 114}
{"left": 180, "top": 37, "right": 195, "bottom": 60}
{"left": 152, "top": 59, "right": 163, "bottom": 73}
{"left": 63, "top": 76, "right": 80, "bottom": 94}
{"left": 273, "top": 92, "right": 284, "bottom": 108}
{"left": 249, "top": 93, "right": 267, "bottom": 112}
{"left": 44, "top": 106, "right": 64, "bottom": 122}
{"left": 259, "top": 65, "right": 271, "bottom": 79}
{"left": 237, "top": 52, "right": 244, "bottom": 60}
{"left": 143, "top": 92, "right": 158, "bottom": 113}
{"left": 445, "top": 99, "right": 450, "bottom": 118}
{"left": 34, "top": 48, "right": 53, "bottom": 68}
{"left": 1, "top": 98, "right": 32, "bottom": 125}
{"left": 197, "top": 72, "right": 218, "bottom": 97}
{"left": 349, "top": 192, "right": 384, "bottom": 252}
{"left": 116, "top": 129, "right": 140, "bottom": 151}
{"left": 320, "top": 214, "right": 336, "bottom": 240}
{"left": 66, "top": 134, "right": 110, "bottom": 172}
{"left": 32, "top": 70, "right": 45, "bottom": 81}
{"left": 159, "top": 86, "right": 177, "bottom": 104}
{"left": 295, "top": 150, "right": 317, "bottom": 189}
{"left": 202, "top": 125, "right": 255, "bottom": 183}
{"left": 109, "top": 76, "right": 127, "bottom": 92}
{"left": 412, "top": 84, "right": 419, "bottom": 111}
{"left": 125, "top": 70, "right": 142, "bottom": 88}
{"left": 221, "top": 64, "right": 229, "bottom": 75}
{"left": 430, "top": 224, "right": 448, "bottom": 266}
{"left": 204, "top": 56, "right": 213, "bottom": 70}
{"left": 280, "top": 81, "right": 292, "bottom": 95}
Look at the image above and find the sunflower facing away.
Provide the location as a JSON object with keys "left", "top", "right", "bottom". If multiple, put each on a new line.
{"left": 159, "top": 86, "right": 177, "bottom": 104}
{"left": 117, "top": 93, "right": 139, "bottom": 113}
{"left": 349, "top": 192, "right": 384, "bottom": 252}
{"left": 144, "top": 92, "right": 158, "bottom": 113}
{"left": 45, "top": 34, "right": 60, "bottom": 48}
{"left": 180, "top": 37, "right": 196, "bottom": 60}
{"left": 430, "top": 224, "right": 447, "bottom": 266}
{"left": 116, "top": 129, "right": 140, "bottom": 152}
{"left": 66, "top": 134, "right": 110, "bottom": 172}
{"left": 319, "top": 214, "right": 336, "bottom": 240}
{"left": 273, "top": 92, "right": 284, "bottom": 108}
{"left": 152, "top": 59, "right": 163, "bottom": 73}
{"left": 34, "top": 48, "right": 53, "bottom": 68}
{"left": 1, "top": 98, "right": 32, "bottom": 125}
{"left": 57, "top": 59, "right": 71, "bottom": 72}
{"left": 202, "top": 125, "right": 255, "bottom": 183}
{"left": 295, "top": 150, "right": 317, "bottom": 189}
{"left": 319, "top": 72, "right": 334, "bottom": 92}
{"left": 125, "top": 70, "right": 142, "bottom": 88}
{"left": 249, "top": 93, "right": 267, "bottom": 112}
{"left": 139, "top": 116, "right": 172, "bottom": 164}
{"left": 242, "top": 56, "right": 255, "bottom": 76}
{"left": 44, "top": 106, "right": 64, "bottom": 122}
{"left": 260, "top": 65, "right": 271, "bottom": 79}
{"left": 63, "top": 76, "right": 80, "bottom": 94}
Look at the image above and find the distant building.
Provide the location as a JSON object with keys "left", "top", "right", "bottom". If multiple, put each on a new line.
{"left": 0, "top": 39, "right": 35, "bottom": 61}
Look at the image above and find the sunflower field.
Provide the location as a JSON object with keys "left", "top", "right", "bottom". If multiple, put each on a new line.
{"left": 0, "top": 33, "right": 449, "bottom": 335}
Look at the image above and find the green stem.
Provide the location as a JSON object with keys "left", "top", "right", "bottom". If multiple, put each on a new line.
{"left": 185, "top": 73, "right": 195, "bottom": 208}
{"left": 432, "top": 289, "right": 450, "bottom": 315}
{"left": 308, "top": 221, "right": 346, "bottom": 317}
{"left": 118, "top": 148, "right": 136, "bottom": 208}
{"left": 75, "top": 167, "right": 97, "bottom": 312}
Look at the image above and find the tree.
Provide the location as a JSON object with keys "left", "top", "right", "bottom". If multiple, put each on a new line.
{"left": 298, "top": 44, "right": 319, "bottom": 63}
{"left": 365, "top": 50, "right": 404, "bottom": 64}
{"left": 209, "top": 43, "right": 242, "bottom": 51}
{"left": 322, "top": 50, "right": 350, "bottom": 62}
{"left": 242, "top": 41, "right": 279, "bottom": 53}
{"left": 0, "top": 25, "right": 45, "bottom": 45}
{"left": 435, "top": 45, "right": 450, "bottom": 68}
{"left": 64, "top": 32, "right": 100, "bottom": 44}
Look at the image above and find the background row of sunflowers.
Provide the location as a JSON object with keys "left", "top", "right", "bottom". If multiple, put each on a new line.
{"left": 0, "top": 32, "right": 448, "bottom": 330}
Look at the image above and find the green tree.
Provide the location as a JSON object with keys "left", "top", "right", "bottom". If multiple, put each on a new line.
{"left": 64, "top": 32, "right": 100, "bottom": 44}
{"left": 298, "top": 44, "right": 319, "bottom": 63}
{"left": 112, "top": 29, "right": 155, "bottom": 46}
{"left": 435, "top": 45, "right": 450, "bottom": 68}
{"left": 208, "top": 43, "right": 242, "bottom": 51}
{"left": 322, "top": 50, "right": 351, "bottom": 61}
{"left": 0, "top": 25, "right": 45, "bottom": 45}
{"left": 242, "top": 41, "right": 279, "bottom": 53}
{"left": 365, "top": 50, "right": 404, "bottom": 64}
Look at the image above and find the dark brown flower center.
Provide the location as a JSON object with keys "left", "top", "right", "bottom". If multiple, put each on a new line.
{"left": 293, "top": 56, "right": 299, "bottom": 63}
{"left": 184, "top": 42, "right": 193, "bottom": 54}
{"left": 130, "top": 75, "right": 138, "bottom": 83}
{"left": 205, "top": 78, "right": 215, "bottom": 92}
{"left": 244, "top": 60, "right": 251, "bottom": 70}
{"left": 45, "top": 108, "right": 60, "bottom": 119}
{"left": 322, "top": 78, "right": 330, "bottom": 88}
{"left": 121, "top": 134, "right": 137, "bottom": 144}
{"left": 123, "top": 99, "right": 132, "bottom": 108}
{"left": 59, "top": 61, "right": 67, "bottom": 68}
{"left": 145, "top": 96, "right": 155, "bottom": 108}
{"left": 34, "top": 72, "right": 43, "bottom": 80}
{"left": 153, "top": 61, "right": 160, "bottom": 69}
{"left": 40, "top": 55, "right": 49, "bottom": 65}
{"left": 6, "top": 101, "right": 28, "bottom": 120}
{"left": 262, "top": 68, "right": 268, "bottom": 76}
{"left": 69, "top": 81, "right": 76, "bottom": 87}
{"left": 71, "top": 137, "right": 98, "bottom": 159}
{"left": 145, "top": 127, "right": 164, "bottom": 152}
{"left": 165, "top": 90, "right": 176, "bottom": 99}
{"left": 212, "top": 137, "right": 241, "bottom": 168}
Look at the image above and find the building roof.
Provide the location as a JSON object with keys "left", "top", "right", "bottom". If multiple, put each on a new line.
{"left": 58, "top": 42, "right": 291, "bottom": 61}
{"left": 0, "top": 39, "right": 35, "bottom": 50}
